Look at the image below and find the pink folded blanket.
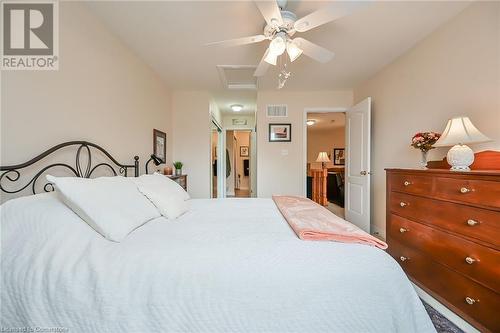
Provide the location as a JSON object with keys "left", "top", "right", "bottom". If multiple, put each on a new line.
{"left": 273, "top": 195, "right": 388, "bottom": 250}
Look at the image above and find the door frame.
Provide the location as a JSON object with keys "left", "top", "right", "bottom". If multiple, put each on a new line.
{"left": 211, "top": 118, "right": 224, "bottom": 198}
{"left": 222, "top": 128, "right": 256, "bottom": 198}
{"left": 302, "top": 107, "right": 348, "bottom": 197}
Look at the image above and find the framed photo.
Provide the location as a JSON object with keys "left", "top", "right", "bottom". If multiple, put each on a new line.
{"left": 269, "top": 123, "right": 291, "bottom": 142}
{"left": 333, "top": 148, "right": 345, "bottom": 165}
{"left": 153, "top": 129, "right": 166, "bottom": 163}
{"left": 240, "top": 146, "right": 249, "bottom": 157}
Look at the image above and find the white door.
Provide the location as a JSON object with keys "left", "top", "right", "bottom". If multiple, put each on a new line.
{"left": 345, "top": 98, "right": 371, "bottom": 232}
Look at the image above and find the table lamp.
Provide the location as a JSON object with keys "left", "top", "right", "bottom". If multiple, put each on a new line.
{"left": 145, "top": 154, "right": 163, "bottom": 174}
{"left": 433, "top": 116, "right": 491, "bottom": 171}
{"left": 316, "top": 152, "right": 331, "bottom": 169}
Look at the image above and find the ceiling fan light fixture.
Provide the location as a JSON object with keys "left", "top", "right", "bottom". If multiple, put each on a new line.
{"left": 306, "top": 119, "right": 316, "bottom": 126}
{"left": 269, "top": 35, "right": 287, "bottom": 56}
{"left": 230, "top": 104, "right": 243, "bottom": 112}
{"left": 286, "top": 41, "right": 302, "bottom": 62}
{"left": 264, "top": 51, "right": 278, "bottom": 65}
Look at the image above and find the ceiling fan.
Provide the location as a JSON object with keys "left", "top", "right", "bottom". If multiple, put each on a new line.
{"left": 206, "top": 0, "right": 369, "bottom": 81}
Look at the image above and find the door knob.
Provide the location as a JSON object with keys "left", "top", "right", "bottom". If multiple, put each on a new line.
{"left": 360, "top": 171, "right": 371, "bottom": 175}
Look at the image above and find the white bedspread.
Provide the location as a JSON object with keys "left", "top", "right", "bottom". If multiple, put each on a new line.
{"left": 1, "top": 193, "right": 435, "bottom": 333}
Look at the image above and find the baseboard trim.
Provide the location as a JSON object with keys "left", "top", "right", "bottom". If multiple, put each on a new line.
{"left": 412, "top": 283, "right": 480, "bottom": 333}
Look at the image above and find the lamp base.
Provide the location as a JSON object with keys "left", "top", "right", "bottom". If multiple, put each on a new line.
{"left": 446, "top": 144, "right": 474, "bottom": 171}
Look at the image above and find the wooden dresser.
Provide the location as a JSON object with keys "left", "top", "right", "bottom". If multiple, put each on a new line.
{"left": 386, "top": 168, "right": 500, "bottom": 332}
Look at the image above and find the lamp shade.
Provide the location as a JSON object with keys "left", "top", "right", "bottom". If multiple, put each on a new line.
{"left": 434, "top": 116, "right": 491, "bottom": 147}
{"left": 150, "top": 154, "right": 163, "bottom": 166}
{"left": 316, "top": 152, "right": 331, "bottom": 163}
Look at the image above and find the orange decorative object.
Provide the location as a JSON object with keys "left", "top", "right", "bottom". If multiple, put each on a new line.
{"left": 427, "top": 150, "right": 500, "bottom": 170}
{"left": 163, "top": 166, "right": 173, "bottom": 175}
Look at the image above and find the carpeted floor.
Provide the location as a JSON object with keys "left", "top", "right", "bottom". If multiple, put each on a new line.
{"left": 423, "top": 301, "right": 464, "bottom": 333}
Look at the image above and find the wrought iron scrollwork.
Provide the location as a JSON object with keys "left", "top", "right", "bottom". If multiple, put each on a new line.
{"left": 0, "top": 141, "right": 139, "bottom": 195}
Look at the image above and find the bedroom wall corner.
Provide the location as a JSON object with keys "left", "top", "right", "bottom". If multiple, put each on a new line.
{"left": 353, "top": 1, "right": 500, "bottom": 238}
{"left": 0, "top": 1, "right": 173, "bottom": 201}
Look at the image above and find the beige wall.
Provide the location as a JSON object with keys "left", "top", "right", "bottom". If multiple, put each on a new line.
{"left": 0, "top": 2, "right": 171, "bottom": 201}
{"left": 307, "top": 126, "right": 346, "bottom": 169}
{"left": 171, "top": 91, "right": 211, "bottom": 199}
{"left": 354, "top": 2, "right": 500, "bottom": 237}
{"left": 256, "top": 91, "right": 353, "bottom": 197}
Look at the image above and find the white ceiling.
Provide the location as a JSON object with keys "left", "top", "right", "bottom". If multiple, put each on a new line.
{"left": 86, "top": 1, "right": 470, "bottom": 91}
{"left": 307, "top": 112, "right": 345, "bottom": 130}
{"left": 212, "top": 90, "right": 257, "bottom": 115}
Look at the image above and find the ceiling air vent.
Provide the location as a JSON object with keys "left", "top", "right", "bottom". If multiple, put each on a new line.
{"left": 217, "top": 65, "right": 257, "bottom": 90}
{"left": 267, "top": 104, "right": 288, "bottom": 118}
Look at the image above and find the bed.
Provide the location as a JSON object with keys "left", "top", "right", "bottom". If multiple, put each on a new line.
{"left": 0, "top": 142, "right": 435, "bottom": 332}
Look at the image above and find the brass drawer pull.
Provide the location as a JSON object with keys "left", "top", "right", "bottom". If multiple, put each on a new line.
{"left": 465, "top": 297, "right": 478, "bottom": 305}
{"left": 460, "top": 187, "right": 471, "bottom": 194}
{"left": 403, "top": 181, "right": 411, "bottom": 186}
{"left": 465, "top": 257, "right": 478, "bottom": 265}
{"left": 399, "top": 256, "right": 409, "bottom": 262}
{"left": 399, "top": 228, "right": 408, "bottom": 233}
{"left": 399, "top": 202, "right": 408, "bottom": 207}
{"left": 466, "top": 219, "right": 479, "bottom": 226}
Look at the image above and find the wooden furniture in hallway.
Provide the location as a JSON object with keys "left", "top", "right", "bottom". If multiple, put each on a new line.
{"left": 311, "top": 168, "right": 328, "bottom": 206}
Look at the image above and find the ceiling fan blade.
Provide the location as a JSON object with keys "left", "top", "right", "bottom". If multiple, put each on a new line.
{"left": 254, "top": 1, "right": 283, "bottom": 27}
{"left": 294, "top": 1, "right": 370, "bottom": 32}
{"left": 205, "top": 35, "right": 267, "bottom": 47}
{"left": 254, "top": 48, "right": 271, "bottom": 77}
{"left": 293, "top": 38, "right": 334, "bottom": 63}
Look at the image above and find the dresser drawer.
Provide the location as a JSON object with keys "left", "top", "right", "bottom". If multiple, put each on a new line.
{"left": 390, "top": 192, "right": 500, "bottom": 248}
{"left": 433, "top": 177, "right": 500, "bottom": 209}
{"left": 389, "top": 214, "right": 500, "bottom": 292}
{"left": 390, "top": 173, "right": 434, "bottom": 195}
{"left": 388, "top": 239, "right": 500, "bottom": 332}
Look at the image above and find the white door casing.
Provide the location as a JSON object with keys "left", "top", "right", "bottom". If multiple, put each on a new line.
{"left": 345, "top": 98, "right": 371, "bottom": 232}
{"left": 250, "top": 131, "right": 257, "bottom": 197}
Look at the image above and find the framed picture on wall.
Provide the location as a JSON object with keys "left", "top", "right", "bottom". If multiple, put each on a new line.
{"left": 153, "top": 129, "right": 167, "bottom": 163}
{"left": 269, "top": 123, "right": 291, "bottom": 142}
{"left": 333, "top": 148, "right": 345, "bottom": 165}
{"left": 240, "top": 146, "right": 249, "bottom": 157}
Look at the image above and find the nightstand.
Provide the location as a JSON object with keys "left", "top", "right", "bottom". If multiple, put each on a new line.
{"left": 166, "top": 174, "right": 187, "bottom": 191}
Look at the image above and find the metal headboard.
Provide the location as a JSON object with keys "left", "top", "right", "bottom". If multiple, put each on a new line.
{"left": 0, "top": 141, "right": 139, "bottom": 195}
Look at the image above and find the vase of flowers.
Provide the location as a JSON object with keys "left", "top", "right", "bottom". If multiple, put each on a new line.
{"left": 411, "top": 132, "right": 441, "bottom": 169}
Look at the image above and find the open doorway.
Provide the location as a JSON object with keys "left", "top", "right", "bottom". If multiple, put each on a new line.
{"left": 226, "top": 130, "right": 251, "bottom": 198}
{"left": 305, "top": 111, "right": 346, "bottom": 218}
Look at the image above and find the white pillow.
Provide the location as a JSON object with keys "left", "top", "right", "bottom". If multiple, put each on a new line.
{"left": 46, "top": 175, "right": 161, "bottom": 242}
{"left": 132, "top": 174, "right": 190, "bottom": 219}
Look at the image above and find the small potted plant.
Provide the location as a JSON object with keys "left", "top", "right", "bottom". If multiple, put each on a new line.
{"left": 411, "top": 132, "right": 441, "bottom": 168}
{"left": 173, "top": 161, "right": 183, "bottom": 176}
